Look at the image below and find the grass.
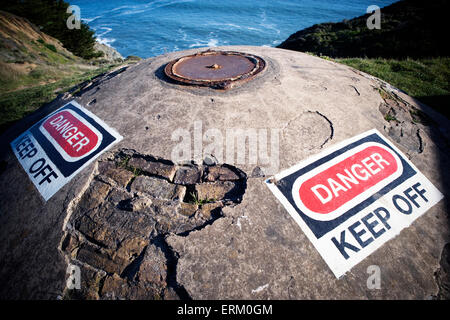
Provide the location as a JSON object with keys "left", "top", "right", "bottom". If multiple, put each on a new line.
{"left": 116, "top": 155, "right": 142, "bottom": 177}
{"left": 117, "top": 156, "right": 131, "bottom": 170}
{"left": 0, "top": 64, "right": 118, "bottom": 133}
{"left": 384, "top": 114, "right": 398, "bottom": 122}
{"left": 36, "top": 39, "right": 56, "bottom": 53}
{"left": 336, "top": 57, "right": 450, "bottom": 117}
{"left": 278, "top": 1, "right": 449, "bottom": 60}
{"left": 43, "top": 43, "right": 57, "bottom": 53}
{"left": 189, "top": 191, "right": 216, "bottom": 206}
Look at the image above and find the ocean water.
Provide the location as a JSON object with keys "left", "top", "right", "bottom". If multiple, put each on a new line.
{"left": 70, "top": 0, "right": 397, "bottom": 58}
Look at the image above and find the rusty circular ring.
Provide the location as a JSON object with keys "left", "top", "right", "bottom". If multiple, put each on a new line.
{"left": 164, "top": 50, "right": 266, "bottom": 90}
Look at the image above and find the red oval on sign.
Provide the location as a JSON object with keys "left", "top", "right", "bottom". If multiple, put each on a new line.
{"left": 298, "top": 145, "right": 398, "bottom": 215}
{"left": 42, "top": 110, "right": 99, "bottom": 159}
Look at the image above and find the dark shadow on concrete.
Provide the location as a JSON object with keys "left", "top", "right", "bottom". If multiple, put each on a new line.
{"left": 415, "top": 95, "right": 450, "bottom": 120}
{"left": 154, "top": 62, "right": 180, "bottom": 86}
{"left": 423, "top": 102, "right": 450, "bottom": 298}
{"left": 435, "top": 243, "right": 450, "bottom": 299}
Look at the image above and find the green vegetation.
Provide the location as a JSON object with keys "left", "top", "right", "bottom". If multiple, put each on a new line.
{"left": 278, "top": 0, "right": 449, "bottom": 59}
{"left": 44, "top": 43, "right": 57, "bottom": 53}
{"left": 117, "top": 155, "right": 132, "bottom": 169}
{"left": 0, "top": 9, "right": 140, "bottom": 134}
{"left": 1, "top": 52, "right": 72, "bottom": 93}
{"left": 0, "top": 64, "right": 119, "bottom": 133}
{"left": 384, "top": 114, "right": 398, "bottom": 122}
{"left": 3, "top": 0, "right": 102, "bottom": 59}
{"left": 117, "top": 156, "right": 143, "bottom": 177}
{"left": 189, "top": 191, "right": 217, "bottom": 206}
{"left": 279, "top": 0, "right": 449, "bottom": 117}
{"left": 337, "top": 57, "right": 450, "bottom": 115}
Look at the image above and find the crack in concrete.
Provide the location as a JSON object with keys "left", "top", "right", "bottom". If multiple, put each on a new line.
{"left": 417, "top": 129, "right": 424, "bottom": 154}
{"left": 350, "top": 85, "right": 361, "bottom": 96}
{"left": 151, "top": 235, "right": 192, "bottom": 300}
{"left": 282, "top": 111, "right": 334, "bottom": 150}
{"left": 281, "top": 113, "right": 304, "bottom": 133}
{"left": 120, "top": 245, "right": 148, "bottom": 281}
{"left": 315, "top": 111, "right": 334, "bottom": 148}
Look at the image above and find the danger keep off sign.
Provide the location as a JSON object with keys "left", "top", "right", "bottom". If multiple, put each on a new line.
{"left": 266, "top": 129, "right": 443, "bottom": 278}
{"left": 11, "top": 101, "right": 122, "bottom": 201}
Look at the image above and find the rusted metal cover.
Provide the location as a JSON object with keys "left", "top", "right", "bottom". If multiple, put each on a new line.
{"left": 164, "top": 50, "right": 266, "bottom": 90}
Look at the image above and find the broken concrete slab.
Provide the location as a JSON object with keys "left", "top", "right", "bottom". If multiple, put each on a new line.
{"left": 97, "top": 161, "right": 134, "bottom": 188}
{"left": 38, "top": 149, "right": 246, "bottom": 299}
{"left": 195, "top": 181, "right": 237, "bottom": 202}
{"left": 204, "top": 165, "right": 243, "bottom": 182}
{"left": 173, "top": 166, "right": 202, "bottom": 185}
{"left": 128, "top": 156, "right": 177, "bottom": 181}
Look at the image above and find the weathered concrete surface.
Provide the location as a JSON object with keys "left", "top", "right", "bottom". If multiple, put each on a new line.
{"left": 0, "top": 46, "right": 449, "bottom": 299}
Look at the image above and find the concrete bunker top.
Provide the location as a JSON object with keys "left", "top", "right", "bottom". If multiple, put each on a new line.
{"left": 0, "top": 46, "right": 449, "bottom": 300}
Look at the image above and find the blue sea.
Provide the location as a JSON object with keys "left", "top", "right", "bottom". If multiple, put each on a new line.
{"left": 70, "top": 0, "right": 398, "bottom": 58}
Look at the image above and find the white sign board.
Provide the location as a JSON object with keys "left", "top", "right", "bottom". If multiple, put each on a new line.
{"left": 11, "top": 101, "right": 122, "bottom": 201}
{"left": 266, "top": 129, "right": 443, "bottom": 278}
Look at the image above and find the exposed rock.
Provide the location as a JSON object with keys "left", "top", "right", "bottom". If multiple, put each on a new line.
{"left": 199, "top": 202, "right": 223, "bottom": 219}
{"left": 177, "top": 202, "right": 198, "bottom": 217}
{"left": 113, "top": 237, "right": 149, "bottom": 264}
{"left": 195, "top": 181, "right": 237, "bottom": 201}
{"left": 75, "top": 180, "right": 111, "bottom": 212}
{"left": 435, "top": 243, "right": 450, "bottom": 300}
{"left": 131, "top": 176, "right": 186, "bottom": 201}
{"left": 54, "top": 151, "right": 246, "bottom": 299}
{"left": 118, "top": 196, "right": 152, "bottom": 212}
{"left": 137, "top": 245, "right": 168, "bottom": 287}
{"left": 174, "top": 166, "right": 202, "bottom": 185}
{"left": 128, "top": 156, "right": 176, "bottom": 181}
{"left": 378, "top": 88, "right": 426, "bottom": 154}
{"left": 60, "top": 233, "right": 80, "bottom": 259}
{"left": 76, "top": 242, "right": 122, "bottom": 274}
{"left": 204, "top": 165, "right": 243, "bottom": 182}
{"left": 97, "top": 161, "right": 134, "bottom": 187}
{"left": 384, "top": 123, "right": 423, "bottom": 154}
{"left": 101, "top": 273, "right": 162, "bottom": 300}
{"left": 250, "top": 166, "right": 265, "bottom": 178}
{"left": 203, "top": 154, "right": 218, "bottom": 166}
{"left": 94, "top": 42, "right": 123, "bottom": 63}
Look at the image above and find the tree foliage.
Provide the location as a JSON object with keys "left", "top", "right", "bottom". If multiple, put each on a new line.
{"left": 278, "top": 0, "right": 450, "bottom": 59}
{"left": 3, "top": 0, "right": 101, "bottom": 59}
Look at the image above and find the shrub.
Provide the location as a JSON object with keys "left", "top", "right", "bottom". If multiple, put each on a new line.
{"left": 44, "top": 43, "right": 57, "bottom": 52}
{"left": 3, "top": 0, "right": 99, "bottom": 60}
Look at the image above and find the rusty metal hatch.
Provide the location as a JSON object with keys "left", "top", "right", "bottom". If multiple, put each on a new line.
{"left": 164, "top": 50, "right": 266, "bottom": 90}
